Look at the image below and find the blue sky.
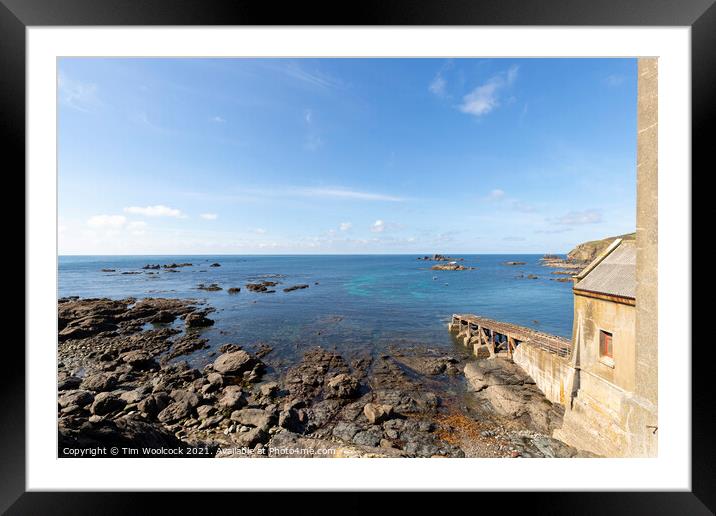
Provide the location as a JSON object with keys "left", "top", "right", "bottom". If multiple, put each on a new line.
{"left": 58, "top": 58, "right": 636, "bottom": 255}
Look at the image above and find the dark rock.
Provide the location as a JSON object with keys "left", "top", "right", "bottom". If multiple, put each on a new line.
{"left": 184, "top": 311, "right": 214, "bottom": 328}
{"left": 119, "top": 388, "right": 146, "bottom": 405}
{"left": 157, "top": 400, "right": 192, "bottom": 424}
{"left": 170, "top": 389, "right": 200, "bottom": 408}
{"left": 227, "top": 287, "right": 241, "bottom": 294}
{"left": 210, "top": 263, "right": 221, "bottom": 267}
{"left": 137, "top": 392, "right": 171, "bottom": 418}
{"left": 197, "top": 283, "right": 222, "bottom": 292}
{"left": 80, "top": 373, "right": 117, "bottom": 393}
{"left": 207, "top": 372, "right": 224, "bottom": 388}
{"left": 332, "top": 421, "right": 361, "bottom": 442}
{"left": 232, "top": 427, "right": 267, "bottom": 448}
{"left": 150, "top": 310, "right": 176, "bottom": 324}
{"left": 90, "top": 392, "right": 126, "bottom": 416}
{"left": 283, "top": 284, "right": 309, "bottom": 292}
{"left": 325, "top": 373, "right": 360, "bottom": 399}
{"left": 58, "top": 417, "right": 194, "bottom": 457}
{"left": 259, "top": 382, "right": 278, "bottom": 397}
{"left": 58, "top": 375, "right": 82, "bottom": 391}
{"left": 352, "top": 428, "right": 383, "bottom": 448}
{"left": 120, "top": 350, "right": 158, "bottom": 370}
{"left": 58, "top": 390, "right": 94, "bottom": 409}
{"left": 218, "top": 386, "right": 246, "bottom": 410}
{"left": 196, "top": 405, "right": 217, "bottom": 419}
{"left": 230, "top": 408, "right": 276, "bottom": 431}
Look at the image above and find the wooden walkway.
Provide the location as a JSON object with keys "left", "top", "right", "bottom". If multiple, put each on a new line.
{"left": 449, "top": 314, "right": 572, "bottom": 357}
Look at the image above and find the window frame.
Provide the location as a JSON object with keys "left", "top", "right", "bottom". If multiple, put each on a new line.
{"left": 599, "top": 329, "right": 614, "bottom": 367}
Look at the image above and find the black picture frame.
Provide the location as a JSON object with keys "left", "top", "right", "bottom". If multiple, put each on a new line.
{"left": 3, "top": 0, "right": 709, "bottom": 512}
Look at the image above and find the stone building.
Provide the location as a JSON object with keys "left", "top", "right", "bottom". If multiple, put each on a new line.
{"left": 554, "top": 238, "right": 643, "bottom": 456}
{"left": 554, "top": 57, "right": 658, "bottom": 458}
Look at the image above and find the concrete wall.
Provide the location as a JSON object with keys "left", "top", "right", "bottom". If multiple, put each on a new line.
{"left": 512, "top": 342, "right": 573, "bottom": 406}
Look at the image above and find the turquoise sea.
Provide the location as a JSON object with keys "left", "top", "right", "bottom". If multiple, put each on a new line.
{"left": 58, "top": 255, "right": 573, "bottom": 365}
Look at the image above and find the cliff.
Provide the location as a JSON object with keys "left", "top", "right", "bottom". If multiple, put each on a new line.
{"left": 566, "top": 232, "right": 636, "bottom": 263}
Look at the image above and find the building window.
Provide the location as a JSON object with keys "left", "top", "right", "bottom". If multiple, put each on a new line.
{"left": 600, "top": 330, "right": 613, "bottom": 359}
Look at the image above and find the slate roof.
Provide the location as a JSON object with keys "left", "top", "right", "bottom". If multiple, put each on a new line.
{"left": 574, "top": 240, "right": 636, "bottom": 299}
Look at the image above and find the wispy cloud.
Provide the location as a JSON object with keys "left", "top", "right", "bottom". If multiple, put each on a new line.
{"left": 124, "top": 205, "right": 184, "bottom": 218}
{"left": 459, "top": 65, "right": 519, "bottom": 117}
{"left": 339, "top": 222, "right": 352, "bottom": 231}
{"left": 58, "top": 72, "right": 100, "bottom": 112}
{"left": 429, "top": 75, "right": 447, "bottom": 97}
{"left": 210, "top": 115, "right": 226, "bottom": 123}
{"left": 553, "top": 209, "right": 603, "bottom": 225}
{"left": 271, "top": 62, "right": 343, "bottom": 90}
{"left": 297, "top": 187, "right": 405, "bottom": 202}
{"left": 428, "top": 60, "right": 453, "bottom": 99}
{"left": 129, "top": 111, "right": 170, "bottom": 133}
{"left": 200, "top": 213, "right": 218, "bottom": 220}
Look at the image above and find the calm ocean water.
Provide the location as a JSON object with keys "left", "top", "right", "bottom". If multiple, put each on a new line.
{"left": 58, "top": 255, "right": 573, "bottom": 366}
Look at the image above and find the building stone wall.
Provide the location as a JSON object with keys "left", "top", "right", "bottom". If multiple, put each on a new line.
{"left": 627, "top": 56, "right": 659, "bottom": 456}
{"left": 552, "top": 58, "right": 659, "bottom": 457}
{"left": 573, "top": 294, "right": 636, "bottom": 392}
{"left": 553, "top": 294, "right": 638, "bottom": 456}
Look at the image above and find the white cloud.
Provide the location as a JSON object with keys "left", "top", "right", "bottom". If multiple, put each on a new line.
{"left": 58, "top": 72, "right": 99, "bottom": 112}
{"left": 200, "top": 213, "right": 218, "bottom": 220}
{"left": 339, "top": 222, "right": 352, "bottom": 231}
{"left": 124, "top": 205, "right": 184, "bottom": 218}
{"left": 127, "top": 220, "right": 147, "bottom": 235}
{"left": 304, "top": 109, "right": 313, "bottom": 124}
{"left": 554, "top": 209, "right": 603, "bottom": 225}
{"left": 429, "top": 75, "right": 447, "bottom": 97}
{"left": 210, "top": 115, "right": 226, "bottom": 123}
{"left": 371, "top": 220, "right": 385, "bottom": 233}
{"left": 87, "top": 215, "right": 127, "bottom": 228}
{"left": 459, "top": 65, "right": 519, "bottom": 117}
{"left": 487, "top": 189, "right": 505, "bottom": 201}
{"left": 253, "top": 228, "right": 267, "bottom": 235}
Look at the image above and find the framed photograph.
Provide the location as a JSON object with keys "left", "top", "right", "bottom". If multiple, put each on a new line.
{"left": 5, "top": 0, "right": 709, "bottom": 511}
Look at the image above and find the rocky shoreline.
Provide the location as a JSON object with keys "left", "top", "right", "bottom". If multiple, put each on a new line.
{"left": 58, "top": 297, "right": 590, "bottom": 458}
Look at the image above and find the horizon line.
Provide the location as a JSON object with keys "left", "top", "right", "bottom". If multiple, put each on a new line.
{"left": 58, "top": 251, "right": 567, "bottom": 257}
